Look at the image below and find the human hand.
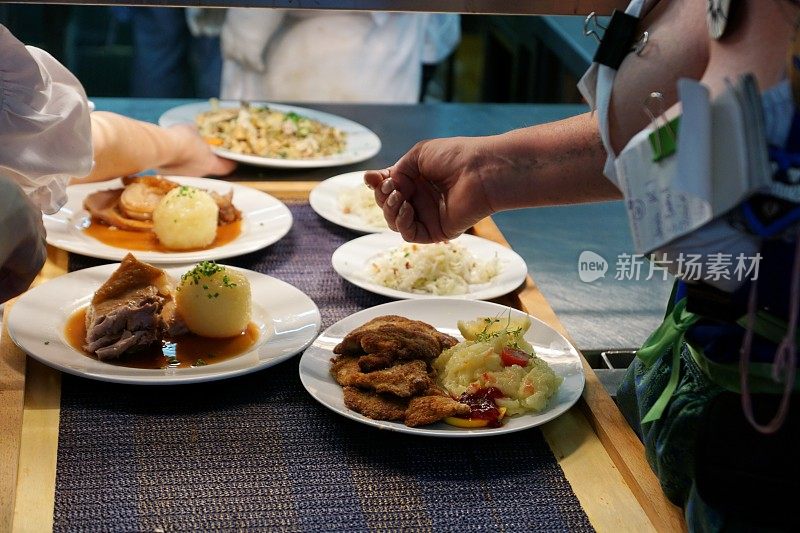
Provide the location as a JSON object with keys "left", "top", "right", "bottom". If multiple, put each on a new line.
{"left": 0, "top": 179, "right": 47, "bottom": 303}
{"left": 364, "top": 136, "right": 495, "bottom": 243}
{"left": 158, "top": 124, "right": 237, "bottom": 177}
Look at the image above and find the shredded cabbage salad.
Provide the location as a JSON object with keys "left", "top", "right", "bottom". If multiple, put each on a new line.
{"left": 337, "top": 184, "right": 389, "bottom": 228}
{"left": 369, "top": 242, "right": 500, "bottom": 295}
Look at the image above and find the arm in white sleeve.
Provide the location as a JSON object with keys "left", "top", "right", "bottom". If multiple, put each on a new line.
{"left": 0, "top": 24, "right": 93, "bottom": 214}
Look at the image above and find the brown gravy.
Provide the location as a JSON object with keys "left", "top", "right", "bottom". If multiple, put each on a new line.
{"left": 83, "top": 219, "right": 242, "bottom": 252}
{"left": 65, "top": 307, "right": 259, "bottom": 369}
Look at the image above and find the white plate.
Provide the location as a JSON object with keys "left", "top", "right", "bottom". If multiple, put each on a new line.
{"left": 299, "top": 299, "right": 584, "bottom": 437}
{"left": 332, "top": 232, "right": 529, "bottom": 300}
{"left": 7, "top": 264, "right": 321, "bottom": 385}
{"left": 44, "top": 176, "right": 292, "bottom": 264}
{"left": 158, "top": 101, "right": 382, "bottom": 168}
{"left": 309, "top": 171, "right": 389, "bottom": 233}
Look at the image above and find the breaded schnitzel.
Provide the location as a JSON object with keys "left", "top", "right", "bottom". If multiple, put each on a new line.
{"left": 332, "top": 315, "right": 474, "bottom": 428}
{"left": 333, "top": 315, "right": 457, "bottom": 371}
{"left": 405, "top": 396, "right": 470, "bottom": 427}
{"left": 331, "top": 355, "right": 431, "bottom": 397}
{"left": 342, "top": 387, "right": 408, "bottom": 421}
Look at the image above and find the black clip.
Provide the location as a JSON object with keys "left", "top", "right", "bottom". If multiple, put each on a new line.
{"left": 587, "top": 9, "right": 640, "bottom": 70}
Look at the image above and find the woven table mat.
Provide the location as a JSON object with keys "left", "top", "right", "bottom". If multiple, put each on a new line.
{"left": 56, "top": 203, "right": 593, "bottom": 532}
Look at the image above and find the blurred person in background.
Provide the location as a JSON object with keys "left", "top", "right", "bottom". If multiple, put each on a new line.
{"left": 118, "top": 7, "right": 225, "bottom": 98}
{"left": 220, "top": 10, "right": 459, "bottom": 103}
{"left": 0, "top": 24, "right": 233, "bottom": 303}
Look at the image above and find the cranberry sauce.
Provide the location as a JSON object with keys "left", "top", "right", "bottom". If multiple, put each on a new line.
{"left": 457, "top": 387, "right": 505, "bottom": 427}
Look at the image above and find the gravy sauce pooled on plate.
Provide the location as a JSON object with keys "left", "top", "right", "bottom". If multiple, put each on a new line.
{"left": 82, "top": 175, "right": 242, "bottom": 251}
{"left": 67, "top": 254, "right": 258, "bottom": 369}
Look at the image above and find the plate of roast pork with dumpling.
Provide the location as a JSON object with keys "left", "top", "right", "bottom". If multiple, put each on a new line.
{"left": 43, "top": 175, "right": 292, "bottom": 264}
{"left": 6, "top": 253, "right": 321, "bottom": 384}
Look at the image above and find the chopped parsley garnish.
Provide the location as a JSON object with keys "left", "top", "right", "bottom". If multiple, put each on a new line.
{"left": 192, "top": 358, "right": 207, "bottom": 367}
{"left": 177, "top": 186, "right": 196, "bottom": 198}
{"left": 181, "top": 261, "right": 239, "bottom": 299}
{"left": 285, "top": 111, "right": 301, "bottom": 123}
{"left": 181, "top": 261, "right": 225, "bottom": 286}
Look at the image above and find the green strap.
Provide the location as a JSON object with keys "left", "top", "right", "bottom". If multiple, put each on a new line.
{"left": 736, "top": 310, "right": 800, "bottom": 347}
{"left": 637, "top": 292, "right": 800, "bottom": 423}
{"left": 637, "top": 298, "right": 700, "bottom": 423}
{"left": 642, "top": 339, "right": 684, "bottom": 424}
{"left": 687, "top": 342, "right": 800, "bottom": 394}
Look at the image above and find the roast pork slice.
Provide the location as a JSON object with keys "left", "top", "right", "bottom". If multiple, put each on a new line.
{"left": 83, "top": 254, "right": 185, "bottom": 360}
{"left": 83, "top": 188, "right": 153, "bottom": 232}
{"left": 118, "top": 175, "right": 179, "bottom": 221}
{"left": 121, "top": 175, "right": 179, "bottom": 193}
{"left": 118, "top": 182, "right": 166, "bottom": 221}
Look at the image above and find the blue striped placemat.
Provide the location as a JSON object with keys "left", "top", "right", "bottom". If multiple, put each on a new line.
{"left": 57, "top": 203, "right": 593, "bottom": 531}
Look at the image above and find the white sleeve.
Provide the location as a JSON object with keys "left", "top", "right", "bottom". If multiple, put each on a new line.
{"left": 422, "top": 14, "right": 461, "bottom": 65}
{"left": 0, "top": 25, "right": 93, "bottom": 214}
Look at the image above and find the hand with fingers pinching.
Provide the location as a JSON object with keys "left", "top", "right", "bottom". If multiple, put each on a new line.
{"left": 364, "top": 136, "right": 495, "bottom": 244}
{"left": 364, "top": 113, "right": 617, "bottom": 245}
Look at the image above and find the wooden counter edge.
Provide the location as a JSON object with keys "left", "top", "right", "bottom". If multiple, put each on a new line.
{"left": 233, "top": 181, "right": 319, "bottom": 202}
{"left": 472, "top": 217, "right": 685, "bottom": 533}
{"left": 0, "top": 300, "right": 26, "bottom": 533}
{"left": 3, "top": 247, "right": 69, "bottom": 533}
{"left": 12, "top": 359, "right": 60, "bottom": 533}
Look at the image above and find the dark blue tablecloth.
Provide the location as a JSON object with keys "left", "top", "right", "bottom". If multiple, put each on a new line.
{"left": 56, "top": 203, "right": 593, "bottom": 532}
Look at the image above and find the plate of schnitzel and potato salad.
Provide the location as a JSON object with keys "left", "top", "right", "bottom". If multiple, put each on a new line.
{"left": 298, "top": 299, "right": 584, "bottom": 437}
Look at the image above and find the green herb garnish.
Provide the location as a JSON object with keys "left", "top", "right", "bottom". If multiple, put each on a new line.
{"left": 474, "top": 311, "right": 524, "bottom": 348}
{"left": 181, "top": 261, "right": 225, "bottom": 286}
{"left": 177, "top": 185, "right": 196, "bottom": 198}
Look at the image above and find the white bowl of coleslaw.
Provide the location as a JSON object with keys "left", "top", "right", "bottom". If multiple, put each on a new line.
{"left": 331, "top": 232, "right": 529, "bottom": 300}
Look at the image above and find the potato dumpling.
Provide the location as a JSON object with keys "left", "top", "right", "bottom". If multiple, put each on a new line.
{"left": 176, "top": 262, "right": 251, "bottom": 338}
{"left": 152, "top": 186, "right": 218, "bottom": 250}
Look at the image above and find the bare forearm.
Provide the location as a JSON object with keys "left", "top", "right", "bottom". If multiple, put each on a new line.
{"left": 74, "top": 112, "right": 184, "bottom": 183}
{"left": 475, "top": 112, "right": 620, "bottom": 211}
